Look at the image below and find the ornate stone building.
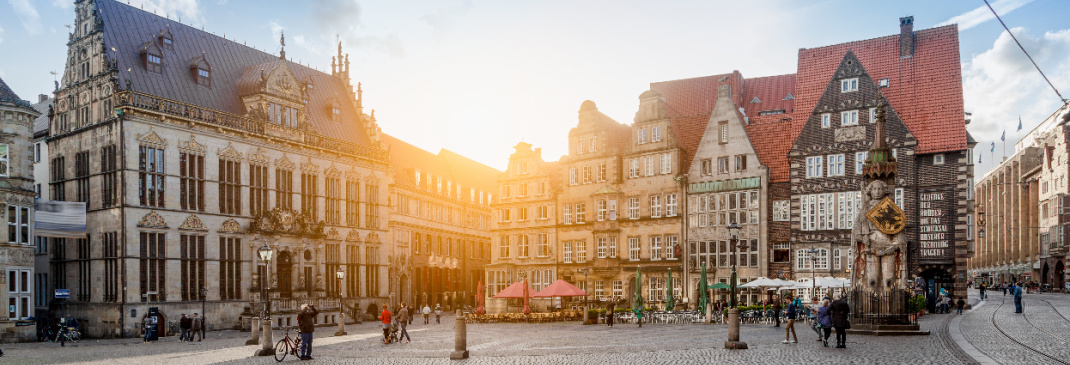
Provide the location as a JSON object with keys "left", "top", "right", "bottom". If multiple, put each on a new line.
{"left": 486, "top": 142, "right": 558, "bottom": 312}
{"left": 384, "top": 135, "right": 497, "bottom": 310}
{"left": 0, "top": 77, "right": 40, "bottom": 342}
{"left": 1032, "top": 107, "right": 1070, "bottom": 290}
{"left": 45, "top": 0, "right": 394, "bottom": 337}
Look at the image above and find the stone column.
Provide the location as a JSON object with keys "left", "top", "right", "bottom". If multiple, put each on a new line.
{"left": 334, "top": 312, "right": 347, "bottom": 336}
{"left": 245, "top": 317, "right": 260, "bottom": 345}
{"left": 450, "top": 310, "right": 468, "bottom": 360}
{"left": 253, "top": 319, "right": 275, "bottom": 356}
{"left": 724, "top": 308, "right": 748, "bottom": 349}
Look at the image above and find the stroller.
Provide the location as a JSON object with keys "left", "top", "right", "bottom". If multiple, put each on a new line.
{"left": 383, "top": 320, "right": 401, "bottom": 344}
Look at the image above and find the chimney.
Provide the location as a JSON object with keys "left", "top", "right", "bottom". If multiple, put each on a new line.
{"left": 899, "top": 16, "right": 914, "bottom": 58}
{"left": 39, "top": 94, "right": 49, "bottom": 103}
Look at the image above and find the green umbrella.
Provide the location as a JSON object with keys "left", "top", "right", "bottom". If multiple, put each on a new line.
{"left": 708, "top": 282, "right": 731, "bottom": 290}
{"left": 666, "top": 268, "right": 675, "bottom": 311}
{"left": 698, "top": 264, "right": 709, "bottom": 315}
{"left": 633, "top": 266, "right": 644, "bottom": 326}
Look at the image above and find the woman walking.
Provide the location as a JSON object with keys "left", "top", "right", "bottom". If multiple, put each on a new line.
{"left": 817, "top": 299, "right": 833, "bottom": 347}
{"left": 606, "top": 302, "right": 615, "bottom": 328}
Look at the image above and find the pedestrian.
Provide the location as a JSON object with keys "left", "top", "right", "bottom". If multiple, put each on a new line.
{"left": 1013, "top": 282, "right": 1024, "bottom": 313}
{"left": 435, "top": 304, "right": 442, "bottom": 324}
{"left": 829, "top": 296, "right": 850, "bottom": 348}
{"left": 783, "top": 298, "right": 799, "bottom": 344}
{"left": 142, "top": 315, "right": 154, "bottom": 343}
{"left": 296, "top": 304, "right": 319, "bottom": 359}
{"left": 817, "top": 299, "right": 832, "bottom": 347}
{"left": 979, "top": 283, "right": 986, "bottom": 300}
{"left": 179, "top": 314, "right": 192, "bottom": 342}
{"left": 379, "top": 304, "right": 392, "bottom": 343}
{"left": 191, "top": 313, "right": 203, "bottom": 342}
{"left": 422, "top": 304, "right": 431, "bottom": 325}
{"left": 408, "top": 305, "right": 415, "bottom": 326}
{"left": 396, "top": 303, "right": 411, "bottom": 343}
{"left": 606, "top": 302, "right": 615, "bottom": 328}
{"left": 956, "top": 296, "right": 966, "bottom": 315}
{"left": 772, "top": 296, "right": 782, "bottom": 328}
{"left": 1002, "top": 282, "right": 1008, "bottom": 296}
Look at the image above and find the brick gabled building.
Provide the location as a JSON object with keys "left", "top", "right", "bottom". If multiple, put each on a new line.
{"left": 789, "top": 18, "right": 975, "bottom": 302}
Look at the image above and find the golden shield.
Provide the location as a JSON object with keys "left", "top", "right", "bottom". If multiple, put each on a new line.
{"left": 865, "top": 196, "right": 906, "bottom": 235}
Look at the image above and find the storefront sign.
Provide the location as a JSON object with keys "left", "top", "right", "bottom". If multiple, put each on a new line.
{"left": 688, "top": 177, "right": 761, "bottom": 194}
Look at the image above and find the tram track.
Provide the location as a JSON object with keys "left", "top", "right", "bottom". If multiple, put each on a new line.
{"left": 989, "top": 298, "right": 1070, "bottom": 365}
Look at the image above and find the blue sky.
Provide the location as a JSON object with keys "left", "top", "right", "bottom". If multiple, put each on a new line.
{"left": 2, "top": 0, "right": 1069, "bottom": 176}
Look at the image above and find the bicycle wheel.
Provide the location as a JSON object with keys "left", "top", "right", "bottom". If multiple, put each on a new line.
{"left": 274, "top": 339, "right": 289, "bottom": 362}
{"left": 70, "top": 331, "right": 81, "bottom": 342}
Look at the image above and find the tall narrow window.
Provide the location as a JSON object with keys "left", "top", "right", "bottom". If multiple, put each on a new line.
{"left": 576, "top": 240, "right": 587, "bottom": 263}
{"left": 650, "top": 236, "right": 662, "bottom": 260}
{"left": 575, "top": 203, "right": 586, "bottom": 224}
{"left": 326, "top": 177, "right": 341, "bottom": 224}
{"left": 219, "top": 158, "right": 241, "bottom": 214}
{"left": 518, "top": 235, "right": 529, "bottom": 258}
{"left": 101, "top": 145, "right": 118, "bottom": 207}
{"left": 649, "top": 195, "right": 661, "bottom": 218}
{"left": 346, "top": 179, "right": 360, "bottom": 227}
{"left": 7, "top": 205, "right": 29, "bottom": 245}
{"left": 367, "top": 183, "right": 380, "bottom": 229}
{"left": 346, "top": 245, "right": 360, "bottom": 297}
{"left": 250, "top": 164, "right": 268, "bottom": 216}
{"left": 301, "top": 173, "right": 319, "bottom": 219}
{"left": 499, "top": 236, "right": 510, "bottom": 258}
{"left": 628, "top": 198, "right": 640, "bottom": 219}
{"left": 179, "top": 152, "right": 205, "bottom": 211}
{"left": 629, "top": 238, "right": 640, "bottom": 260}
{"left": 75, "top": 151, "right": 90, "bottom": 203}
{"left": 0, "top": 144, "right": 10, "bottom": 177}
{"left": 180, "top": 235, "right": 206, "bottom": 301}
{"left": 77, "top": 238, "right": 90, "bottom": 301}
{"left": 276, "top": 168, "right": 293, "bottom": 210}
{"left": 138, "top": 146, "right": 165, "bottom": 206}
{"left": 140, "top": 232, "right": 166, "bottom": 301}
{"left": 103, "top": 232, "right": 119, "bottom": 302}
{"left": 219, "top": 237, "right": 242, "bottom": 300}
{"left": 661, "top": 153, "right": 671, "bottom": 174}
{"left": 665, "top": 194, "right": 678, "bottom": 217}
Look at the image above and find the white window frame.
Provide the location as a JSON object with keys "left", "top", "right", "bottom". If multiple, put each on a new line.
{"left": 827, "top": 154, "right": 845, "bottom": 177}
{"left": 589, "top": 137, "right": 597, "bottom": 152}
{"left": 840, "top": 110, "right": 859, "bottom": 126}
{"left": 806, "top": 156, "right": 823, "bottom": 178}
{"left": 0, "top": 144, "right": 9, "bottom": 177}
{"left": 499, "top": 236, "right": 510, "bottom": 258}
{"left": 869, "top": 107, "right": 877, "bottom": 123}
{"left": 597, "top": 200, "right": 607, "bottom": 221}
{"left": 796, "top": 249, "right": 811, "bottom": 270}
{"left": 773, "top": 200, "right": 789, "bottom": 221}
{"left": 856, "top": 151, "right": 868, "bottom": 174}
{"left": 629, "top": 238, "right": 641, "bottom": 261}
{"left": 666, "top": 235, "right": 678, "bottom": 260}
{"left": 518, "top": 234, "right": 530, "bottom": 258}
{"left": 628, "top": 198, "right": 640, "bottom": 219}
{"left": 821, "top": 113, "right": 831, "bottom": 128}
{"left": 661, "top": 153, "right": 672, "bottom": 174}
{"left": 650, "top": 195, "right": 662, "bottom": 218}
{"left": 575, "top": 204, "right": 586, "bottom": 224}
{"left": 563, "top": 241, "right": 573, "bottom": 263}
{"left": 638, "top": 129, "right": 647, "bottom": 144}
{"left": 841, "top": 78, "right": 858, "bottom": 92}
{"left": 665, "top": 194, "right": 678, "bottom": 217}
{"left": 597, "top": 237, "right": 608, "bottom": 258}
{"left": 576, "top": 240, "right": 587, "bottom": 263}
{"left": 8, "top": 205, "right": 30, "bottom": 245}
{"left": 569, "top": 168, "right": 577, "bottom": 185}
{"left": 652, "top": 126, "right": 662, "bottom": 142}
{"left": 650, "top": 236, "right": 662, "bottom": 261}
{"left": 564, "top": 205, "right": 572, "bottom": 225}
{"left": 645, "top": 156, "right": 655, "bottom": 176}
{"left": 934, "top": 154, "right": 945, "bottom": 165}
{"left": 7, "top": 268, "right": 31, "bottom": 320}
{"left": 629, "top": 158, "right": 640, "bottom": 178}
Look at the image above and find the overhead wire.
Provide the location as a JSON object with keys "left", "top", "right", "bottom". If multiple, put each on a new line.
{"left": 983, "top": 0, "right": 1067, "bottom": 103}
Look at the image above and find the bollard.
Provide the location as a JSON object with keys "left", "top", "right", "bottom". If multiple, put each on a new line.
{"left": 335, "top": 312, "right": 347, "bottom": 336}
{"left": 705, "top": 305, "right": 712, "bottom": 324}
{"left": 724, "top": 308, "right": 748, "bottom": 349}
{"left": 450, "top": 310, "right": 469, "bottom": 360}
{"left": 245, "top": 317, "right": 260, "bottom": 346}
{"left": 253, "top": 318, "right": 275, "bottom": 356}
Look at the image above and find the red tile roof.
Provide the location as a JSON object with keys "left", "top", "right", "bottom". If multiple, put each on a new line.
{"left": 745, "top": 119, "right": 793, "bottom": 181}
{"left": 382, "top": 134, "right": 501, "bottom": 194}
{"left": 741, "top": 74, "right": 796, "bottom": 119}
{"left": 653, "top": 71, "right": 744, "bottom": 168}
{"left": 793, "top": 25, "right": 966, "bottom": 154}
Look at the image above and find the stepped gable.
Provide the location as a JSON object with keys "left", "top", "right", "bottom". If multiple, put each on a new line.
{"left": 96, "top": 0, "right": 371, "bottom": 146}
{"left": 793, "top": 24, "right": 965, "bottom": 154}
{"left": 652, "top": 71, "right": 743, "bottom": 168}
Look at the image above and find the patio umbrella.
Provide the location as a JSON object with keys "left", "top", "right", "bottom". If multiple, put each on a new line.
{"left": 491, "top": 281, "right": 538, "bottom": 298}
{"left": 534, "top": 279, "right": 587, "bottom": 313}
{"left": 666, "top": 268, "right": 675, "bottom": 311}
{"left": 634, "top": 266, "right": 644, "bottom": 327}
{"left": 708, "top": 282, "right": 731, "bottom": 290}
{"left": 698, "top": 264, "right": 709, "bottom": 315}
{"left": 475, "top": 280, "right": 485, "bottom": 315}
{"left": 740, "top": 277, "right": 786, "bottom": 288}
{"left": 522, "top": 278, "right": 531, "bottom": 315}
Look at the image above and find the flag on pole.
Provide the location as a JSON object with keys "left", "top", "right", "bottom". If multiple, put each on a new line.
{"left": 1018, "top": 116, "right": 1023, "bottom": 132}
{"left": 990, "top": 142, "right": 995, "bottom": 152}
{"left": 1001, "top": 131, "right": 1006, "bottom": 141}
{"left": 979, "top": 154, "right": 982, "bottom": 164}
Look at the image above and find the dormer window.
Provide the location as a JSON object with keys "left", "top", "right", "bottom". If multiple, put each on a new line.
{"left": 332, "top": 107, "right": 341, "bottom": 121}
{"left": 140, "top": 42, "right": 163, "bottom": 73}
{"left": 189, "top": 57, "right": 211, "bottom": 87}
{"left": 196, "top": 68, "right": 210, "bottom": 86}
{"left": 158, "top": 29, "right": 174, "bottom": 50}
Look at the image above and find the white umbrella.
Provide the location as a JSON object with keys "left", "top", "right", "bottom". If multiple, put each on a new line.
{"left": 740, "top": 277, "right": 795, "bottom": 288}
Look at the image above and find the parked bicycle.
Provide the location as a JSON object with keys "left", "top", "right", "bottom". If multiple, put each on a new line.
{"left": 274, "top": 326, "right": 303, "bottom": 362}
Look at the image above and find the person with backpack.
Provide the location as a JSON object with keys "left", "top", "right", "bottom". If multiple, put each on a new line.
{"left": 829, "top": 296, "right": 850, "bottom": 348}
{"left": 817, "top": 299, "right": 833, "bottom": 347}
{"left": 782, "top": 298, "right": 799, "bottom": 344}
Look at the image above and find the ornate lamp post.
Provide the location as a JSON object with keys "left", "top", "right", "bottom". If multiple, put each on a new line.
{"left": 725, "top": 221, "right": 747, "bottom": 349}
{"left": 258, "top": 244, "right": 274, "bottom": 318}
{"left": 200, "top": 286, "right": 207, "bottom": 333}
{"left": 335, "top": 267, "right": 346, "bottom": 336}
{"left": 809, "top": 247, "right": 819, "bottom": 302}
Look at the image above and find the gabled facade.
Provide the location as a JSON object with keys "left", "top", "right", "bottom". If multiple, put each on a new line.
{"left": 684, "top": 84, "right": 769, "bottom": 306}
{"left": 486, "top": 143, "right": 557, "bottom": 313}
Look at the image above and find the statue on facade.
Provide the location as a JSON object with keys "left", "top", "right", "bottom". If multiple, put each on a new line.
{"left": 851, "top": 103, "right": 907, "bottom": 293}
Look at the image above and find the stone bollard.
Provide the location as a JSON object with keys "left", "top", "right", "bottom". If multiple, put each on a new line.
{"left": 724, "top": 308, "right": 748, "bottom": 349}
{"left": 705, "top": 305, "right": 712, "bottom": 324}
{"left": 450, "top": 310, "right": 469, "bottom": 360}
{"left": 245, "top": 317, "right": 260, "bottom": 346}
{"left": 335, "top": 312, "right": 347, "bottom": 336}
{"left": 253, "top": 318, "right": 275, "bottom": 356}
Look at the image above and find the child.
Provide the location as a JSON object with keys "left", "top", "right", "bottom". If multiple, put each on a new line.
{"left": 955, "top": 296, "right": 966, "bottom": 315}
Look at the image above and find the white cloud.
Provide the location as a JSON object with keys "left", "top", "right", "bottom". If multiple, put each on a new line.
{"left": 269, "top": 20, "right": 284, "bottom": 41}
{"left": 310, "top": 0, "right": 405, "bottom": 58}
{"left": 964, "top": 27, "right": 1070, "bottom": 166}
{"left": 8, "top": 0, "right": 42, "bottom": 34}
{"left": 421, "top": 0, "right": 473, "bottom": 42}
{"left": 52, "top": 0, "right": 72, "bottom": 9}
{"left": 126, "top": 0, "right": 204, "bottom": 25}
{"left": 937, "top": 0, "right": 1032, "bottom": 31}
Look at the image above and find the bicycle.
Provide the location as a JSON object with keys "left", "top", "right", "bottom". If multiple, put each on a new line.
{"left": 274, "top": 326, "right": 303, "bottom": 362}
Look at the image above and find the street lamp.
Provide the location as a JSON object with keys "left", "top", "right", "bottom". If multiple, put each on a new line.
{"left": 809, "top": 246, "right": 819, "bottom": 303}
{"left": 258, "top": 244, "right": 274, "bottom": 319}
{"left": 724, "top": 221, "right": 747, "bottom": 350}
{"left": 200, "top": 286, "right": 207, "bottom": 334}
{"left": 335, "top": 267, "right": 346, "bottom": 336}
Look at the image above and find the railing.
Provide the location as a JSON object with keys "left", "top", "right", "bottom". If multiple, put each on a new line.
{"left": 115, "top": 91, "right": 390, "bottom": 162}
{"left": 269, "top": 297, "right": 341, "bottom": 313}
{"left": 849, "top": 289, "right": 917, "bottom": 326}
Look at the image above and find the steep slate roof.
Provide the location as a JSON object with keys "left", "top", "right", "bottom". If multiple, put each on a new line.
{"left": 439, "top": 149, "right": 502, "bottom": 192}
{"left": 33, "top": 97, "right": 53, "bottom": 137}
{"left": 0, "top": 77, "right": 35, "bottom": 111}
{"left": 96, "top": 0, "right": 371, "bottom": 146}
{"left": 793, "top": 25, "right": 965, "bottom": 154}
{"left": 382, "top": 134, "right": 500, "bottom": 194}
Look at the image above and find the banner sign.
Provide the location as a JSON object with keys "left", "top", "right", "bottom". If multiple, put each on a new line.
{"left": 34, "top": 201, "right": 87, "bottom": 238}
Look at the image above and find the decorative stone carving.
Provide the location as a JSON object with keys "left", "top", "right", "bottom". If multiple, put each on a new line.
{"left": 218, "top": 144, "right": 243, "bottom": 161}
{"left": 301, "top": 156, "right": 319, "bottom": 174}
{"left": 327, "top": 228, "right": 341, "bottom": 240}
{"left": 276, "top": 155, "right": 295, "bottom": 170}
{"left": 219, "top": 218, "right": 244, "bottom": 234}
{"left": 137, "top": 211, "right": 168, "bottom": 228}
{"left": 325, "top": 165, "right": 342, "bottom": 179}
{"left": 178, "top": 134, "right": 207, "bottom": 154}
{"left": 345, "top": 168, "right": 362, "bottom": 181}
{"left": 179, "top": 214, "right": 208, "bottom": 231}
{"left": 248, "top": 148, "right": 270, "bottom": 165}
{"left": 834, "top": 126, "right": 866, "bottom": 142}
{"left": 137, "top": 129, "right": 167, "bottom": 147}
{"left": 0, "top": 247, "right": 34, "bottom": 266}
{"left": 345, "top": 229, "right": 362, "bottom": 242}
{"left": 365, "top": 232, "right": 380, "bottom": 244}
{"left": 248, "top": 207, "right": 325, "bottom": 237}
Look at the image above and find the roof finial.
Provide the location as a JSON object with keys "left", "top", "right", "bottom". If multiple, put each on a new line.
{"left": 279, "top": 30, "right": 286, "bottom": 59}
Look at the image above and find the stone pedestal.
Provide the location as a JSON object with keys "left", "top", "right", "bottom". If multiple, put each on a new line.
{"left": 450, "top": 310, "right": 469, "bottom": 360}
{"left": 705, "top": 305, "right": 712, "bottom": 324}
{"left": 253, "top": 319, "right": 275, "bottom": 356}
{"left": 724, "top": 308, "right": 748, "bottom": 349}
{"left": 335, "top": 313, "right": 347, "bottom": 336}
{"left": 245, "top": 317, "right": 260, "bottom": 346}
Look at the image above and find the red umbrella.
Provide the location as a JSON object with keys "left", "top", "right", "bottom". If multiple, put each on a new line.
{"left": 475, "top": 280, "right": 486, "bottom": 315}
{"left": 491, "top": 281, "right": 538, "bottom": 298}
{"left": 522, "top": 278, "right": 531, "bottom": 315}
{"left": 533, "top": 280, "right": 588, "bottom": 297}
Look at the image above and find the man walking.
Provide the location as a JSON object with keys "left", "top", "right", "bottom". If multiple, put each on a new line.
{"left": 435, "top": 304, "right": 442, "bottom": 324}
{"left": 1013, "top": 282, "right": 1024, "bottom": 313}
{"left": 422, "top": 304, "right": 431, "bottom": 325}
{"left": 191, "top": 313, "right": 203, "bottom": 342}
{"left": 772, "top": 296, "right": 782, "bottom": 327}
{"left": 782, "top": 298, "right": 798, "bottom": 344}
{"left": 829, "top": 296, "right": 851, "bottom": 348}
{"left": 396, "top": 303, "right": 411, "bottom": 343}
{"left": 1002, "top": 282, "right": 1008, "bottom": 296}
{"left": 979, "top": 283, "right": 986, "bottom": 300}
{"left": 298, "top": 304, "right": 319, "bottom": 360}
{"left": 179, "top": 314, "right": 192, "bottom": 342}
{"left": 142, "top": 315, "right": 155, "bottom": 343}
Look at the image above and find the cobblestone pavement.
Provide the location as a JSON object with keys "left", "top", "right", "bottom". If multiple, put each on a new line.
{"left": 3, "top": 293, "right": 1068, "bottom": 364}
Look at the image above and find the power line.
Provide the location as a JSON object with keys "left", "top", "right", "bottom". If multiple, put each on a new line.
{"left": 984, "top": 0, "right": 1066, "bottom": 103}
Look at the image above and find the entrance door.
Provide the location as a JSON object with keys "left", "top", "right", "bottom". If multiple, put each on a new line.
{"left": 278, "top": 251, "right": 293, "bottom": 298}
{"left": 919, "top": 268, "right": 952, "bottom": 312}
{"left": 1043, "top": 262, "right": 1051, "bottom": 286}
